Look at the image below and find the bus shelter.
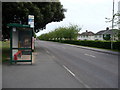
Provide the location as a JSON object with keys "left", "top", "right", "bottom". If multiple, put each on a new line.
{"left": 7, "top": 23, "right": 33, "bottom": 64}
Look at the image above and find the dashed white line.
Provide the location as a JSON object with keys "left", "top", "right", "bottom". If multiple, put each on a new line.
{"left": 52, "top": 55, "right": 55, "bottom": 58}
{"left": 90, "top": 55, "right": 96, "bottom": 58}
{"left": 46, "top": 50, "right": 50, "bottom": 54}
{"left": 84, "top": 53, "right": 96, "bottom": 58}
{"left": 63, "top": 65, "right": 75, "bottom": 77}
{"left": 62, "top": 65, "right": 90, "bottom": 88}
{"left": 84, "top": 53, "right": 89, "bottom": 56}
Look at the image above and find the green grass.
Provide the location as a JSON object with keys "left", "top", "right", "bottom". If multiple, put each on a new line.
{"left": 0, "top": 41, "right": 2, "bottom": 49}
{"left": 2, "top": 41, "right": 10, "bottom": 62}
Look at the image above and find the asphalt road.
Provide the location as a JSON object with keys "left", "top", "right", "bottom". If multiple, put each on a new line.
{"left": 35, "top": 40, "right": 118, "bottom": 88}
{"left": 2, "top": 40, "right": 118, "bottom": 88}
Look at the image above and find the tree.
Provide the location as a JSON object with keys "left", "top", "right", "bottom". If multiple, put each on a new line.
{"left": 103, "top": 34, "right": 111, "bottom": 41}
{"left": 38, "top": 24, "right": 81, "bottom": 41}
{"left": 116, "top": 30, "right": 120, "bottom": 41}
{"left": 2, "top": 2, "right": 66, "bottom": 39}
{"left": 105, "top": 12, "right": 120, "bottom": 41}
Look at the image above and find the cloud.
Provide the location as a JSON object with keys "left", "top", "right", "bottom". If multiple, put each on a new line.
{"left": 61, "top": 0, "right": 120, "bottom": 5}
{"left": 36, "top": 0, "right": 120, "bottom": 36}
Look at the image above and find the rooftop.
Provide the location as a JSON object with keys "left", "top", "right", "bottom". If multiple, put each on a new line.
{"left": 96, "top": 29, "right": 119, "bottom": 35}
{"left": 79, "top": 30, "right": 95, "bottom": 36}
{"left": 79, "top": 29, "right": 119, "bottom": 36}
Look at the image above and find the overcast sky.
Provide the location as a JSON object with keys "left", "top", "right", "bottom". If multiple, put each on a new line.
{"left": 36, "top": 0, "right": 120, "bottom": 36}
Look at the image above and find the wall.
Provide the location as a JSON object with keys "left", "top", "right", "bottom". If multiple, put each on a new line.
{"left": 78, "top": 35, "right": 105, "bottom": 41}
{"left": 77, "top": 35, "right": 95, "bottom": 40}
{"left": 94, "top": 35, "right": 103, "bottom": 40}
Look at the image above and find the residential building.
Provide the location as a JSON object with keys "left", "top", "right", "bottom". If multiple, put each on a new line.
{"left": 78, "top": 28, "right": 119, "bottom": 41}
{"left": 103, "top": 29, "right": 119, "bottom": 41}
{"left": 78, "top": 30, "right": 95, "bottom": 40}
{"left": 94, "top": 30, "right": 106, "bottom": 40}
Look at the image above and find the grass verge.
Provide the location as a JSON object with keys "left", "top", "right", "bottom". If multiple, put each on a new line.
{"left": 2, "top": 41, "right": 10, "bottom": 62}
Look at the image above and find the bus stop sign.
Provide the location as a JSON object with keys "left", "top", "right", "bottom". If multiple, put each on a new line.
{"left": 28, "top": 15, "right": 34, "bottom": 28}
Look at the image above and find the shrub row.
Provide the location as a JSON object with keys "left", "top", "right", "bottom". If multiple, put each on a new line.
{"left": 47, "top": 40, "right": 120, "bottom": 51}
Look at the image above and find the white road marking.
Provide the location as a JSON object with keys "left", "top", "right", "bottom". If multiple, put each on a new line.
{"left": 74, "top": 76, "right": 90, "bottom": 88}
{"left": 52, "top": 55, "right": 55, "bottom": 58}
{"left": 84, "top": 53, "right": 96, "bottom": 58}
{"left": 90, "top": 55, "right": 96, "bottom": 58}
{"left": 46, "top": 50, "right": 50, "bottom": 54}
{"left": 84, "top": 53, "right": 89, "bottom": 56}
{"left": 63, "top": 65, "right": 75, "bottom": 77}
{"left": 63, "top": 65, "right": 90, "bottom": 88}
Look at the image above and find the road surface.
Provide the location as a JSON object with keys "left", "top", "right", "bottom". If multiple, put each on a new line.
{"left": 3, "top": 40, "right": 118, "bottom": 88}
{"left": 35, "top": 40, "right": 118, "bottom": 88}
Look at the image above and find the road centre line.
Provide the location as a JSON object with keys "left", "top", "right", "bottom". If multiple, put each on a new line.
{"left": 84, "top": 53, "right": 96, "bottom": 58}
{"left": 52, "top": 55, "right": 55, "bottom": 58}
{"left": 46, "top": 50, "right": 50, "bottom": 54}
{"left": 90, "top": 55, "right": 96, "bottom": 58}
{"left": 63, "top": 65, "right": 75, "bottom": 77}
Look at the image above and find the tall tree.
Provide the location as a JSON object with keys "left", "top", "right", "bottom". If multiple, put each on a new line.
{"left": 2, "top": 2, "right": 66, "bottom": 39}
{"left": 38, "top": 24, "right": 81, "bottom": 40}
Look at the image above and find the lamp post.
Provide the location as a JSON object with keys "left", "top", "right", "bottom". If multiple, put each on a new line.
{"left": 111, "top": 0, "right": 115, "bottom": 49}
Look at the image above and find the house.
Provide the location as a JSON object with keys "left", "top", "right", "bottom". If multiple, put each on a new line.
{"left": 95, "top": 27, "right": 119, "bottom": 41}
{"left": 94, "top": 27, "right": 109, "bottom": 40}
{"left": 78, "top": 30, "right": 95, "bottom": 40}
{"left": 103, "top": 29, "right": 119, "bottom": 41}
{"left": 94, "top": 30, "right": 106, "bottom": 40}
{"left": 78, "top": 28, "right": 119, "bottom": 41}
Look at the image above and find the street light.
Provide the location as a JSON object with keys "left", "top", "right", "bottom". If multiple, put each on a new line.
{"left": 111, "top": 0, "right": 115, "bottom": 49}
{"left": 105, "top": 0, "right": 115, "bottom": 49}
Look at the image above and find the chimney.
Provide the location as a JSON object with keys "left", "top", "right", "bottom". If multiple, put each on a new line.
{"left": 106, "top": 27, "right": 109, "bottom": 30}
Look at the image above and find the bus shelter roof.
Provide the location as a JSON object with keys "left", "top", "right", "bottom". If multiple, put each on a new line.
{"left": 7, "top": 23, "right": 30, "bottom": 28}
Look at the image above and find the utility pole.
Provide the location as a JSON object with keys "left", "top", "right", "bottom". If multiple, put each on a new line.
{"left": 111, "top": 0, "right": 115, "bottom": 49}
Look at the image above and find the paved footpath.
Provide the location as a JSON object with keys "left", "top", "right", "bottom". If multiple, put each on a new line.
{"left": 2, "top": 42, "right": 84, "bottom": 88}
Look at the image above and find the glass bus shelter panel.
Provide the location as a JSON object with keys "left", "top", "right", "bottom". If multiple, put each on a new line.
{"left": 11, "top": 28, "right": 32, "bottom": 62}
{"left": 18, "top": 29, "right": 32, "bottom": 48}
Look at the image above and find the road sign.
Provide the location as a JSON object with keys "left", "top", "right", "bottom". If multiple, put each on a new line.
{"left": 28, "top": 15, "right": 34, "bottom": 28}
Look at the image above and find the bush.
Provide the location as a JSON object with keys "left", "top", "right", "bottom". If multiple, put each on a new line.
{"left": 47, "top": 40, "right": 120, "bottom": 51}
{"left": 113, "top": 41, "right": 120, "bottom": 50}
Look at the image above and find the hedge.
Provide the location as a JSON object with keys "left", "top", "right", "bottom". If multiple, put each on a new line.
{"left": 46, "top": 40, "right": 120, "bottom": 51}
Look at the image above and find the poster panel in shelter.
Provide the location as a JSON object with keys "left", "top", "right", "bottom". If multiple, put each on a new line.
{"left": 18, "top": 29, "right": 32, "bottom": 48}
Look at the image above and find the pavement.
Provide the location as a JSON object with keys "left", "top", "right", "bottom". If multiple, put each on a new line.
{"left": 3, "top": 41, "right": 84, "bottom": 88}
{"left": 0, "top": 64, "right": 2, "bottom": 90}
{"left": 52, "top": 41, "right": 119, "bottom": 55}
{"left": 0, "top": 47, "right": 2, "bottom": 90}
{"left": 2, "top": 40, "right": 118, "bottom": 88}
